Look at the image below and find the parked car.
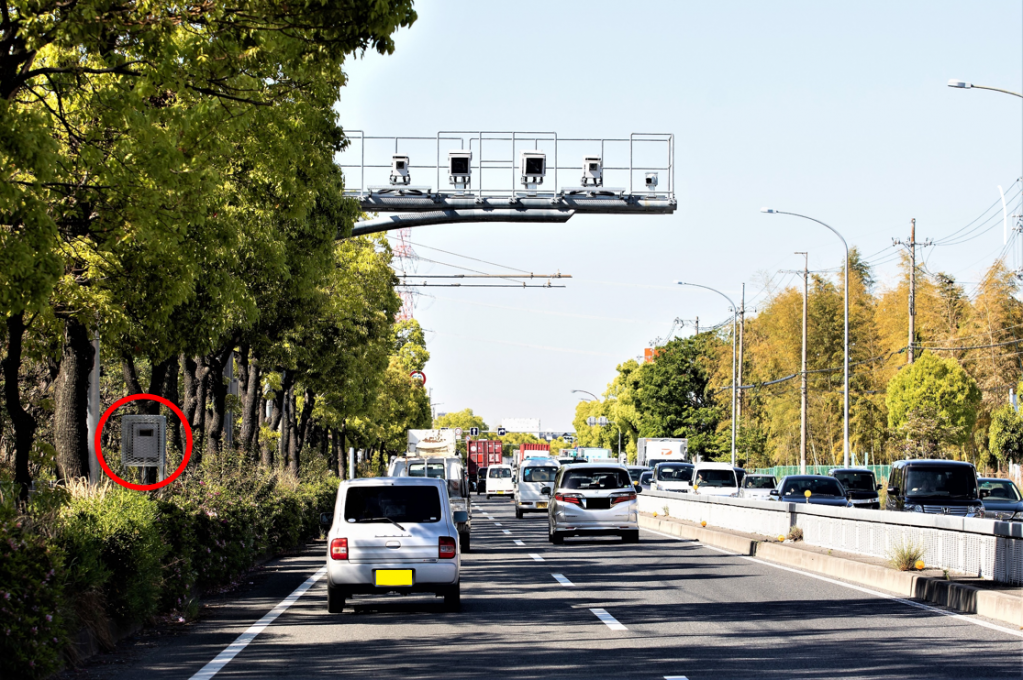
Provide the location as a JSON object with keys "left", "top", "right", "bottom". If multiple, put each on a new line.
{"left": 322, "top": 477, "right": 465, "bottom": 613}
{"left": 485, "top": 464, "right": 515, "bottom": 499}
{"left": 691, "top": 463, "right": 739, "bottom": 497}
{"left": 978, "top": 477, "right": 1023, "bottom": 521}
{"left": 770, "top": 475, "right": 852, "bottom": 507}
{"left": 515, "top": 458, "right": 560, "bottom": 518}
{"left": 885, "top": 459, "right": 985, "bottom": 517}
{"left": 739, "top": 474, "right": 777, "bottom": 500}
{"left": 829, "top": 467, "right": 881, "bottom": 509}
{"left": 650, "top": 462, "right": 694, "bottom": 493}
{"left": 548, "top": 464, "right": 639, "bottom": 544}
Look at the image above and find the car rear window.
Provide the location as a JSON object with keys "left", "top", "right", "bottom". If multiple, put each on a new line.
{"left": 489, "top": 467, "right": 512, "bottom": 479}
{"left": 657, "top": 464, "right": 693, "bottom": 482}
{"left": 560, "top": 469, "right": 631, "bottom": 490}
{"left": 695, "top": 469, "right": 737, "bottom": 487}
{"left": 344, "top": 486, "right": 442, "bottom": 524}
{"left": 782, "top": 478, "right": 844, "bottom": 497}
{"left": 905, "top": 467, "right": 977, "bottom": 499}
{"left": 408, "top": 462, "right": 445, "bottom": 478}
{"left": 833, "top": 471, "right": 875, "bottom": 491}
{"left": 745, "top": 475, "right": 776, "bottom": 489}
{"left": 523, "top": 467, "right": 558, "bottom": 482}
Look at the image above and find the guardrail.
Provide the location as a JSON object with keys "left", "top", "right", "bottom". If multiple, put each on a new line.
{"left": 638, "top": 489, "right": 1023, "bottom": 585}
{"left": 753, "top": 465, "right": 891, "bottom": 480}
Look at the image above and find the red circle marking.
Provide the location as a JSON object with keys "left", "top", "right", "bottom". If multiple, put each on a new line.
{"left": 410, "top": 370, "right": 426, "bottom": 385}
{"left": 94, "top": 394, "right": 193, "bottom": 491}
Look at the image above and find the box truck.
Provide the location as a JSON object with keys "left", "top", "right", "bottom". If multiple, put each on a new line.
{"left": 636, "top": 438, "right": 688, "bottom": 468}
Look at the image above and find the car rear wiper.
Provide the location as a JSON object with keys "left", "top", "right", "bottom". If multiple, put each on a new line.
{"left": 357, "top": 516, "right": 407, "bottom": 531}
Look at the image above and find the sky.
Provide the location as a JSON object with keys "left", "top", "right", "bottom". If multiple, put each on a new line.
{"left": 334, "top": 0, "right": 1023, "bottom": 432}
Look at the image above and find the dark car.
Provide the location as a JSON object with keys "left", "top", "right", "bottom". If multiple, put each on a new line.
{"left": 639, "top": 470, "right": 653, "bottom": 490}
{"left": 475, "top": 467, "right": 488, "bottom": 495}
{"left": 829, "top": 467, "right": 882, "bottom": 509}
{"left": 770, "top": 475, "right": 851, "bottom": 507}
{"left": 733, "top": 467, "right": 747, "bottom": 486}
{"left": 885, "top": 459, "right": 984, "bottom": 517}
{"left": 978, "top": 477, "right": 1023, "bottom": 521}
{"left": 626, "top": 466, "right": 647, "bottom": 493}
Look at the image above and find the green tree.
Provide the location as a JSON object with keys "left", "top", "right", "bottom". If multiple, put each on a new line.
{"left": 988, "top": 404, "right": 1023, "bottom": 467}
{"left": 886, "top": 352, "right": 981, "bottom": 450}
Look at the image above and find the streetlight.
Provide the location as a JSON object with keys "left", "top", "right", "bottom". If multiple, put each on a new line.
{"left": 947, "top": 80, "right": 1023, "bottom": 98}
{"left": 573, "top": 390, "right": 622, "bottom": 457}
{"left": 673, "top": 281, "right": 737, "bottom": 466}
{"left": 761, "top": 208, "right": 850, "bottom": 467}
{"left": 571, "top": 389, "right": 600, "bottom": 401}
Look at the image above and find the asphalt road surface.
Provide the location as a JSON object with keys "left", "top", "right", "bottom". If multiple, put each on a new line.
{"left": 62, "top": 496, "right": 1023, "bottom": 680}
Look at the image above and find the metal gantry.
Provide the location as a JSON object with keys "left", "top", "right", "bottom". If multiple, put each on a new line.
{"left": 338, "top": 131, "right": 676, "bottom": 236}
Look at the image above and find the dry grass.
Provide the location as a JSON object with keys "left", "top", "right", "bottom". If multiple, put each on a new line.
{"left": 787, "top": 526, "right": 804, "bottom": 542}
{"left": 887, "top": 536, "right": 925, "bottom": 571}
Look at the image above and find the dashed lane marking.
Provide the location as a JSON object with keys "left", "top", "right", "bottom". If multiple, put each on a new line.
{"left": 502, "top": 529, "right": 511, "bottom": 535}
{"left": 494, "top": 522, "right": 502, "bottom": 526}
{"left": 552, "top": 573, "right": 574, "bottom": 586}
{"left": 513, "top": 540, "right": 525, "bottom": 546}
{"left": 529, "top": 553, "right": 545, "bottom": 561}
{"left": 590, "top": 608, "right": 627, "bottom": 631}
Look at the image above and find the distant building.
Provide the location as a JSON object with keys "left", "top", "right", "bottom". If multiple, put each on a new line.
{"left": 499, "top": 418, "right": 541, "bottom": 436}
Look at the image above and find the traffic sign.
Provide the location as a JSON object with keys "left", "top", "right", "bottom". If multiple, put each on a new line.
{"left": 409, "top": 370, "right": 426, "bottom": 385}
{"left": 469, "top": 427, "right": 480, "bottom": 437}
{"left": 497, "top": 427, "right": 507, "bottom": 436}
{"left": 454, "top": 427, "right": 463, "bottom": 437}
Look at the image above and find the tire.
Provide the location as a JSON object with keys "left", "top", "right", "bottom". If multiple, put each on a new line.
{"left": 551, "top": 531, "right": 564, "bottom": 545}
{"left": 622, "top": 530, "right": 639, "bottom": 544}
{"left": 515, "top": 507, "right": 523, "bottom": 519}
{"left": 486, "top": 494, "right": 491, "bottom": 499}
{"left": 444, "top": 583, "right": 461, "bottom": 612}
{"left": 327, "top": 585, "right": 346, "bottom": 613}
{"left": 460, "top": 531, "right": 471, "bottom": 553}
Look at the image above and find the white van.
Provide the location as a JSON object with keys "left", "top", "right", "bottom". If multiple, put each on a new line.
{"left": 651, "top": 462, "right": 695, "bottom": 493}
{"left": 388, "top": 455, "right": 472, "bottom": 551}
{"left": 514, "top": 458, "right": 560, "bottom": 518}
{"left": 691, "top": 462, "right": 739, "bottom": 497}
{"left": 485, "top": 465, "right": 515, "bottom": 499}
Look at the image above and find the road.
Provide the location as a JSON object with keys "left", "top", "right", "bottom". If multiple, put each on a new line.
{"left": 62, "top": 496, "right": 1022, "bottom": 680}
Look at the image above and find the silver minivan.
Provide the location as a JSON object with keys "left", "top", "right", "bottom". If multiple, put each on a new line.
{"left": 548, "top": 464, "right": 639, "bottom": 544}
{"left": 322, "top": 477, "right": 466, "bottom": 613}
{"left": 514, "top": 458, "right": 560, "bottom": 519}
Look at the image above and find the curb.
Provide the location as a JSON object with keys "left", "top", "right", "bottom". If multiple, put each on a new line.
{"left": 640, "top": 514, "right": 1022, "bottom": 629}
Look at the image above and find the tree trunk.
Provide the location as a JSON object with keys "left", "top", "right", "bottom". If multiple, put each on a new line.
{"left": 204, "top": 347, "right": 233, "bottom": 456}
{"left": 53, "top": 318, "right": 95, "bottom": 481}
{"left": 269, "top": 369, "right": 293, "bottom": 431}
{"left": 296, "top": 388, "right": 315, "bottom": 454}
{"left": 287, "top": 388, "right": 300, "bottom": 476}
{"left": 239, "top": 348, "right": 261, "bottom": 456}
{"left": 122, "top": 354, "right": 143, "bottom": 397}
{"left": 182, "top": 355, "right": 198, "bottom": 424}
{"left": 160, "top": 356, "right": 183, "bottom": 455}
{"left": 3, "top": 313, "right": 36, "bottom": 500}
{"left": 278, "top": 384, "right": 291, "bottom": 470}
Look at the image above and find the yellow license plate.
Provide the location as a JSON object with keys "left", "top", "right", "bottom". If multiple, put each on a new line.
{"left": 496, "top": 490, "right": 505, "bottom": 494}
{"left": 375, "top": 570, "right": 413, "bottom": 587}
{"left": 536, "top": 502, "right": 548, "bottom": 509}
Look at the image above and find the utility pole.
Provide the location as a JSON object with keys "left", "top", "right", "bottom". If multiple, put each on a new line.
{"left": 736, "top": 284, "right": 745, "bottom": 430}
{"left": 797, "top": 253, "right": 808, "bottom": 474}
{"left": 894, "top": 219, "right": 932, "bottom": 364}
{"left": 694, "top": 316, "right": 698, "bottom": 335}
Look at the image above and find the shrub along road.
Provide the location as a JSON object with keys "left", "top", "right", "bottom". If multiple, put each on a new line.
{"left": 59, "top": 497, "right": 1022, "bottom": 680}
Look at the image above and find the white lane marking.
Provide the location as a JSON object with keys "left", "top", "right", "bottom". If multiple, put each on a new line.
{"left": 664, "top": 676, "right": 690, "bottom": 680}
{"left": 590, "top": 608, "right": 627, "bottom": 631}
{"left": 529, "top": 553, "right": 545, "bottom": 561}
{"left": 552, "top": 573, "right": 574, "bottom": 586}
{"left": 494, "top": 522, "right": 503, "bottom": 526}
{"left": 640, "top": 527, "right": 1023, "bottom": 639}
{"left": 189, "top": 566, "right": 326, "bottom": 679}
{"left": 502, "top": 529, "right": 511, "bottom": 535}
{"left": 513, "top": 540, "right": 525, "bottom": 546}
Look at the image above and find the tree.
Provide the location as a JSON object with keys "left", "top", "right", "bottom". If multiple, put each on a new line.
{"left": 886, "top": 352, "right": 981, "bottom": 451}
{"left": 434, "top": 409, "right": 488, "bottom": 458}
{"left": 988, "top": 404, "right": 1023, "bottom": 468}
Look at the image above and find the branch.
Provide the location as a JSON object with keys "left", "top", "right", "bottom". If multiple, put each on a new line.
{"left": 186, "top": 83, "right": 270, "bottom": 106}
{"left": 20, "top": 61, "right": 145, "bottom": 81}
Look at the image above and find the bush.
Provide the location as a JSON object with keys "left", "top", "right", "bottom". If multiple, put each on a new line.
{"left": 887, "top": 536, "right": 925, "bottom": 571}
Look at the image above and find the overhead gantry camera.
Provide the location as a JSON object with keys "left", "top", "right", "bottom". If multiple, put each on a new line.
{"left": 520, "top": 151, "right": 546, "bottom": 193}
{"left": 448, "top": 150, "right": 472, "bottom": 191}
{"left": 581, "top": 156, "right": 603, "bottom": 187}
{"left": 389, "top": 155, "right": 411, "bottom": 185}
{"left": 645, "top": 172, "right": 658, "bottom": 191}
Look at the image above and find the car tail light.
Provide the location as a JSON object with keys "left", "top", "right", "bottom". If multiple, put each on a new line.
{"left": 330, "top": 538, "right": 348, "bottom": 560}
{"left": 555, "top": 493, "right": 582, "bottom": 505}
{"left": 439, "top": 536, "right": 457, "bottom": 559}
{"left": 611, "top": 492, "right": 637, "bottom": 505}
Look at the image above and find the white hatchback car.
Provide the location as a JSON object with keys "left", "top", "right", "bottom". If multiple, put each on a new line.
{"left": 691, "top": 462, "right": 740, "bottom": 497}
{"left": 485, "top": 464, "right": 515, "bottom": 499}
{"left": 322, "top": 477, "right": 466, "bottom": 613}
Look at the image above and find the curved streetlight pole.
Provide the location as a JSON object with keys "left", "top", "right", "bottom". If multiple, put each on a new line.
{"left": 674, "top": 281, "right": 737, "bottom": 466}
{"left": 947, "top": 80, "right": 1023, "bottom": 98}
{"left": 571, "top": 389, "right": 600, "bottom": 401}
{"left": 761, "top": 208, "right": 850, "bottom": 467}
{"left": 572, "top": 389, "right": 622, "bottom": 457}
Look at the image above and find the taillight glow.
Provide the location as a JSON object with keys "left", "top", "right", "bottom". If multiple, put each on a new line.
{"left": 439, "top": 536, "right": 457, "bottom": 559}
{"left": 611, "top": 492, "right": 637, "bottom": 505}
{"left": 330, "top": 538, "right": 348, "bottom": 560}
{"left": 555, "top": 493, "right": 582, "bottom": 505}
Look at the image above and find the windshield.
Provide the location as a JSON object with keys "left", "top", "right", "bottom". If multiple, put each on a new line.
{"left": 781, "top": 478, "right": 845, "bottom": 497}
{"left": 833, "top": 471, "right": 875, "bottom": 491}
{"left": 344, "top": 486, "right": 441, "bottom": 524}
{"left": 640, "top": 472, "right": 652, "bottom": 483}
{"left": 408, "top": 462, "right": 446, "bottom": 479}
{"left": 522, "top": 467, "right": 558, "bottom": 483}
{"left": 489, "top": 467, "right": 512, "bottom": 479}
{"left": 560, "top": 468, "right": 631, "bottom": 490}
{"left": 905, "top": 467, "right": 978, "bottom": 499}
{"left": 979, "top": 479, "right": 1022, "bottom": 501}
{"left": 694, "top": 469, "right": 737, "bottom": 487}
{"left": 745, "top": 475, "right": 777, "bottom": 489}
{"left": 657, "top": 464, "right": 693, "bottom": 482}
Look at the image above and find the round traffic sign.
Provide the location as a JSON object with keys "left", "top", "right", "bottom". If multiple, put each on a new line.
{"left": 409, "top": 370, "right": 426, "bottom": 385}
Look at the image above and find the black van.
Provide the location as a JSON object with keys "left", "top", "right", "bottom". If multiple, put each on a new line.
{"left": 829, "top": 468, "right": 882, "bottom": 509}
{"left": 885, "top": 459, "right": 985, "bottom": 517}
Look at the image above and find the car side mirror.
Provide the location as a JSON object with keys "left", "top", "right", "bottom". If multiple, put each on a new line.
{"left": 769, "top": 489, "right": 780, "bottom": 497}
{"left": 888, "top": 486, "right": 898, "bottom": 495}
{"left": 320, "top": 513, "right": 332, "bottom": 528}
{"left": 453, "top": 510, "right": 469, "bottom": 524}
{"left": 875, "top": 483, "right": 882, "bottom": 491}
{"left": 541, "top": 487, "right": 551, "bottom": 496}
{"left": 980, "top": 489, "right": 990, "bottom": 499}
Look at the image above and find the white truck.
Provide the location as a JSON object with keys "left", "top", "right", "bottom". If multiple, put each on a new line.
{"left": 387, "top": 429, "right": 473, "bottom": 551}
{"left": 577, "top": 447, "right": 613, "bottom": 462}
{"left": 636, "top": 438, "right": 689, "bottom": 468}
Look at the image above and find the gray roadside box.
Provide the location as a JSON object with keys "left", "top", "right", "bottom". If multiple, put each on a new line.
{"left": 121, "top": 415, "right": 166, "bottom": 479}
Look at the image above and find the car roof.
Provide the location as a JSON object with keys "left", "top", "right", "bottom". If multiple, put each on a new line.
{"left": 521, "top": 458, "right": 558, "bottom": 467}
{"left": 979, "top": 477, "right": 1017, "bottom": 483}
{"left": 693, "top": 462, "right": 736, "bottom": 470}
{"left": 746, "top": 473, "right": 775, "bottom": 478}
{"left": 830, "top": 467, "right": 872, "bottom": 473}
{"left": 560, "top": 463, "right": 628, "bottom": 470}
{"left": 342, "top": 476, "right": 444, "bottom": 488}
{"left": 655, "top": 461, "right": 693, "bottom": 466}
{"left": 893, "top": 459, "right": 975, "bottom": 468}
{"left": 780, "top": 475, "right": 838, "bottom": 481}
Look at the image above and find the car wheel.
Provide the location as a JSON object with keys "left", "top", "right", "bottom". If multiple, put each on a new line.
{"left": 444, "top": 583, "right": 461, "bottom": 612}
{"left": 622, "top": 530, "right": 639, "bottom": 544}
{"left": 460, "top": 531, "right": 471, "bottom": 553}
{"left": 515, "top": 507, "right": 523, "bottom": 519}
{"left": 551, "top": 531, "right": 564, "bottom": 545}
{"left": 327, "top": 585, "right": 346, "bottom": 613}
